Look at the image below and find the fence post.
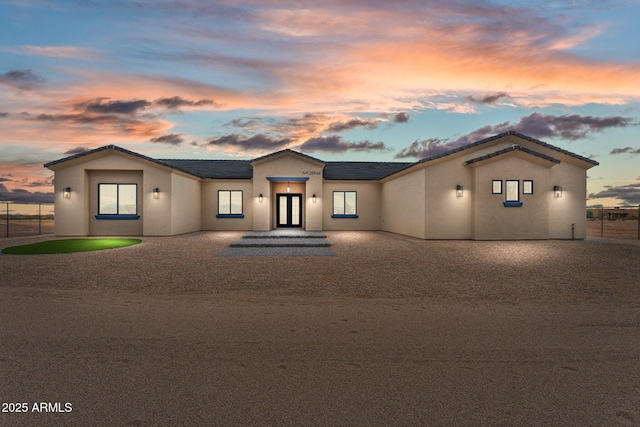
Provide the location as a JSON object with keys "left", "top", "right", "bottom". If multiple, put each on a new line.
{"left": 638, "top": 205, "right": 640, "bottom": 240}
{"left": 5, "top": 203, "right": 8, "bottom": 238}
{"left": 601, "top": 206, "right": 604, "bottom": 237}
{"left": 38, "top": 203, "right": 42, "bottom": 235}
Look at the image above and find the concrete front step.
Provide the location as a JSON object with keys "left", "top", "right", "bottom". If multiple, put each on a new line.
{"left": 242, "top": 230, "right": 327, "bottom": 239}
{"left": 231, "top": 237, "right": 331, "bottom": 248}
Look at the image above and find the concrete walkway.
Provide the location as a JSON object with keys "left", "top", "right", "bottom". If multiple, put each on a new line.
{"left": 218, "top": 229, "right": 335, "bottom": 256}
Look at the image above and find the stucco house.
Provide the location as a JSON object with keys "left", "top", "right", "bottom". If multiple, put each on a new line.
{"left": 44, "top": 131, "right": 598, "bottom": 240}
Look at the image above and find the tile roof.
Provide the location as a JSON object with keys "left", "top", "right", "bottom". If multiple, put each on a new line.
{"left": 44, "top": 131, "right": 598, "bottom": 181}
{"left": 463, "top": 145, "right": 561, "bottom": 166}
{"left": 43, "top": 145, "right": 200, "bottom": 178}
{"left": 379, "top": 130, "right": 598, "bottom": 179}
{"left": 251, "top": 148, "right": 325, "bottom": 165}
{"left": 161, "top": 159, "right": 253, "bottom": 179}
{"left": 323, "top": 162, "right": 413, "bottom": 180}
{"left": 420, "top": 130, "right": 597, "bottom": 165}
{"left": 161, "top": 160, "right": 412, "bottom": 180}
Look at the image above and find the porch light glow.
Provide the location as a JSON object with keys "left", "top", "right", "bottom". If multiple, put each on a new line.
{"left": 312, "top": 194, "right": 316, "bottom": 203}
{"left": 63, "top": 187, "right": 71, "bottom": 199}
{"left": 153, "top": 188, "right": 159, "bottom": 199}
{"left": 456, "top": 185, "right": 463, "bottom": 198}
{"left": 554, "top": 186, "right": 562, "bottom": 198}
{"left": 259, "top": 193, "right": 263, "bottom": 203}
{"left": 287, "top": 182, "right": 290, "bottom": 193}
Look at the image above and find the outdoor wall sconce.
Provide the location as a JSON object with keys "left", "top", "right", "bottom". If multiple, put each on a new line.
{"left": 312, "top": 194, "right": 317, "bottom": 203}
{"left": 456, "top": 185, "right": 463, "bottom": 198}
{"left": 63, "top": 187, "right": 71, "bottom": 199}
{"left": 554, "top": 186, "right": 562, "bottom": 198}
{"left": 287, "top": 182, "right": 291, "bottom": 193}
{"left": 153, "top": 188, "right": 160, "bottom": 199}
{"left": 259, "top": 193, "right": 263, "bottom": 203}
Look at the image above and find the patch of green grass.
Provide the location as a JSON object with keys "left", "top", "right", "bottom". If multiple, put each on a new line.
{"left": 1, "top": 238, "right": 142, "bottom": 255}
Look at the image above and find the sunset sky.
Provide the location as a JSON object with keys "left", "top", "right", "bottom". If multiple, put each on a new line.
{"left": 1, "top": 0, "right": 639, "bottom": 206}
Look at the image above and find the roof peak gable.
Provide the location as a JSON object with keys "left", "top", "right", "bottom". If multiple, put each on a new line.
{"left": 417, "top": 130, "right": 598, "bottom": 166}
{"left": 250, "top": 148, "right": 325, "bottom": 167}
{"left": 44, "top": 144, "right": 201, "bottom": 177}
{"left": 464, "top": 144, "right": 561, "bottom": 167}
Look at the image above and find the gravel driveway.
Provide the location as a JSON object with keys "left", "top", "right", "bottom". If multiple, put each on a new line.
{"left": 1, "top": 231, "right": 639, "bottom": 426}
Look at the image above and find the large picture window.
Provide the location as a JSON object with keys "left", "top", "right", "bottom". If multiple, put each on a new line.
{"left": 98, "top": 184, "right": 137, "bottom": 215}
{"left": 333, "top": 191, "right": 357, "bottom": 217}
{"left": 218, "top": 190, "right": 243, "bottom": 217}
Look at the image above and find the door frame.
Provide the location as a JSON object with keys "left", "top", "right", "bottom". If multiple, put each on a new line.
{"left": 276, "top": 193, "right": 303, "bottom": 228}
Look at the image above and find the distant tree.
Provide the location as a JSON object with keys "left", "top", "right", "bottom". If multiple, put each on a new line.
{"left": 586, "top": 210, "right": 594, "bottom": 219}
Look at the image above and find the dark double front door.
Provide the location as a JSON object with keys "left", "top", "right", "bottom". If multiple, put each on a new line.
{"left": 276, "top": 194, "right": 302, "bottom": 227}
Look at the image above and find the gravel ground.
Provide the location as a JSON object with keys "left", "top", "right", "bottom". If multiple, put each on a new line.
{"left": 1, "top": 231, "right": 639, "bottom": 426}
{"left": 2, "top": 231, "right": 639, "bottom": 303}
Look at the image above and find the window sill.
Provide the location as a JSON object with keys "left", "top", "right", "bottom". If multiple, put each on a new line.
{"left": 331, "top": 214, "right": 359, "bottom": 219}
{"left": 216, "top": 214, "right": 245, "bottom": 219}
{"left": 503, "top": 201, "right": 523, "bottom": 207}
{"left": 95, "top": 214, "right": 140, "bottom": 220}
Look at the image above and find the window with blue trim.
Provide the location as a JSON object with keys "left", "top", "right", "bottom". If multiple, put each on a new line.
{"left": 218, "top": 190, "right": 243, "bottom": 218}
{"left": 98, "top": 183, "right": 138, "bottom": 217}
{"left": 504, "top": 180, "right": 523, "bottom": 207}
{"left": 333, "top": 191, "right": 357, "bottom": 218}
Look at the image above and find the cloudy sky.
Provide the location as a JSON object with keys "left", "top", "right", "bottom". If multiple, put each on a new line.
{"left": 1, "top": 0, "right": 639, "bottom": 206}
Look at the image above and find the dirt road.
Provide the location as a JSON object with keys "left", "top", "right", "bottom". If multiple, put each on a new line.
{"left": 2, "top": 288, "right": 638, "bottom": 426}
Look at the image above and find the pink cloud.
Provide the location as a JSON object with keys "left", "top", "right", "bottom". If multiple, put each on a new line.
{"left": 0, "top": 162, "right": 54, "bottom": 197}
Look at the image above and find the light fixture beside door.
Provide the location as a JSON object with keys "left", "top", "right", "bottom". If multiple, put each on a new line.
{"left": 554, "top": 186, "right": 562, "bottom": 198}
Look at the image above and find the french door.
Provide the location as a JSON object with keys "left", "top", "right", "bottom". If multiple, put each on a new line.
{"left": 276, "top": 194, "right": 302, "bottom": 227}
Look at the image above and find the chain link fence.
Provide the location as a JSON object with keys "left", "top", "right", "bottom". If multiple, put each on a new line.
{"left": 586, "top": 206, "right": 640, "bottom": 240}
{"left": 1, "top": 202, "right": 55, "bottom": 238}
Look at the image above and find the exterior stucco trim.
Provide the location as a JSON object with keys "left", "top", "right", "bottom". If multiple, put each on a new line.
{"left": 266, "top": 177, "right": 310, "bottom": 181}
{"left": 251, "top": 149, "right": 325, "bottom": 167}
{"left": 503, "top": 202, "right": 524, "bottom": 207}
{"left": 95, "top": 214, "right": 141, "bottom": 220}
{"left": 464, "top": 145, "right": 561, "bottom": 166}
{"left": 44, "top": 145, "right": 201, "bottom": 178}
{"left": 379, "top": 130, "right": 598, "bottom": 180}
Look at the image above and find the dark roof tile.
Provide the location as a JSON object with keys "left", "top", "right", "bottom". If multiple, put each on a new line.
{"left": 44, "top": 132, "right": 598, "bottom": 181}
{"left": 463, "top": 145, "right": 561, "bottom": 165}
{"left": 324, "top": 162, "right": 413, "bottom": 180}
{"left": 161, "top": 159, "right": 253, "bottom": 179}
{"left": 251, "top": 148, "right": 325, "bottom": 165}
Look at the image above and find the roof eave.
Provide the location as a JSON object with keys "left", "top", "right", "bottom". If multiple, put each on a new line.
{"left": 43, "top": 145, "right": 203, "bottom": 178}
{"left": 250, "top": 149, "right": 325, "bottom": 167}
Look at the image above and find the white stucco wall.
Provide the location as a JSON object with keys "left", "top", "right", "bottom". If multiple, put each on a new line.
{"left": 381, "top": 169, "right": 426, "bottom": 239}
{"left": 142, "top": 165, "right": 173, "bottom": 236}
{"left": 51, "top": 167, "right": 89, "bottom": 236}
{"left": 471, "top": 155, "right": 551, "bottom": 240}
{"left": 88, "top": 170, "right": 144, "bottom": 236}
{"left": 48, "top": 134, "right": 595, "bottom": 239}
{"left": 251, "top": 154, "right": 324, "bottom": 231}
{"left": 170, "top": 173, "right": 202, "bottom": 235}
{"left": 48, "top": 150, "right": 199, "bottom": 236}
{"left": 548, "top": 162, "right": 588, "bottom": 239}
{"left": 322, "top": 181, "right": 381, "bottom": 230}
{"left": 201, "top": 180, "right": 254, "bottom": 231}
{"left": 423, "top": 161, "right": 473, "bottom": 239}
{"left": 484, "top": 135, "right": 591, "bottom": 239}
